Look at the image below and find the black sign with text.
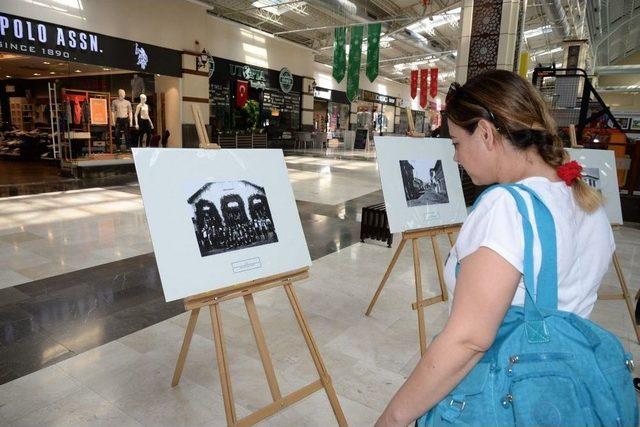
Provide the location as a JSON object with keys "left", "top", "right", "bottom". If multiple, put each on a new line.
{"left": 0, "top": 12, "right": 182, "bottom": 77}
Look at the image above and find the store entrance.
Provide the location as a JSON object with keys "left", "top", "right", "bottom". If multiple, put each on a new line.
{"left": 0, "top": 53, "right": 164, "bottom": 191}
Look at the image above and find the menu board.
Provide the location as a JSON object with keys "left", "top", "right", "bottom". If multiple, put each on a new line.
{"left": 354, "top": 128, "right": 368, "bottom": 149}
{"left": 209, "top": 83, "right": 230, "bottom": 109}
{"left": 263, "top": 89, "right": 300, "bottom": 129}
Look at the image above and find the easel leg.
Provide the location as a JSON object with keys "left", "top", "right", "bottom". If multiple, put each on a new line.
{"left": 210, "top": 304, "right": 237, "bottom": 426}
{"left": 365, "top": 237, "right": 407, "bottom": 316}
{"left": 412, "top": 239, "right": 427, "bottom": 355}
{"left": 244, "top": 294, "right": 282, "bottom": 401}
{"left": 430, "top": 235, "right": 448, "bottom": 302}
{"left": 446, "top": 232, "right": 456, "bottom": 247}
{"left": 284, "top": 284, "right": 348, "bottom": 427}
{"left": 171, "top": 308, "right": 200, "bottom": 387}
{"left": 612, "top": 252, "right": 640, "bottom": 343}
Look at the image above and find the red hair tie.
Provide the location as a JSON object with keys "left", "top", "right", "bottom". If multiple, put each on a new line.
{"left": 557, "top": 161, "right": 583, "bottom": 186}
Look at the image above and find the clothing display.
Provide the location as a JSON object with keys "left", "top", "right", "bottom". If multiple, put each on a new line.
{"left": 111, "top": 98, "right": 132, "bottom": 119}
{"left": 114, "top": 117, "right": 131, "bottom": 148}
{"left": 131, "top": 74, "right": 145, "bottom": 100}
{"left": 0, "top": 128, "right": 54, "bottom": 159}
{"left": 64, "top": 94, "right": 89, "bottom": 126}
{"left": 137, "top": 118, "right": 152, "bottom": 147}
{"left": 444, "top": 176, "right": 614, "bottom": 318}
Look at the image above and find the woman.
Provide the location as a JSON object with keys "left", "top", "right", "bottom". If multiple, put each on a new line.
{"left": 375, "top": 70, "right": 614, "bottom": 426}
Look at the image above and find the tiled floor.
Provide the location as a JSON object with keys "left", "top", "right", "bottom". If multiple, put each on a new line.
{"left": 0, "top": 152, "right": 639, "bottom": 426}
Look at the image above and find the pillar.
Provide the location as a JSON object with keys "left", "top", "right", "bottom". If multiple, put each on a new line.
{"left": 301, "top": 77, "right": 315, "bottom": 131}
{"left": 455, "top": 0, "right": 526, "bottom": 84}
{"left": 181, "top": 51, "right": 211, "bottom": 148}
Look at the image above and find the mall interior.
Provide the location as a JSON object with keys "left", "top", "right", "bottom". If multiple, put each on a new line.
{"left": 0, "top": 0, "right": 639, "bottom": 425}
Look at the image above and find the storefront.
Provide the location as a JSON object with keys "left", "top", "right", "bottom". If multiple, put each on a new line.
{"left": 208, "top": 56, "right": 302, "bottom": 142}
{"left": 0, "top": 12, "right": 181, "bottom": 180}
{"left": 313, "top": 86, "right": 350, "bottom": 134}
{"left": 355, "top": 90, "right": 396, "bottom": 135}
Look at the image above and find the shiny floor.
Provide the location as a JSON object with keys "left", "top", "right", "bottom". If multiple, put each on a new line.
{"left": 0, "top": 152, "right": 639, "bottom": 426}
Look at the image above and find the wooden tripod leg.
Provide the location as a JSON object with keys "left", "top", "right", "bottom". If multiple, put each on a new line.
{"left": 171, "top": 308, "right": 200, "bottom": 387}
{"left": 284, "top": 284, "right": 347, "bottom": 427}
{"left": 446, "top": 232, "right": 456, "bottom": 247}
{"left": 430, "top": 235, "right": 448, "bottom": 302}
{"left": 244, "top": 294, "right": 282, "bottom": 402}
{"left": 210, "top": 304, "right": 237, "bottom": 426}
{"left": 612, "top": 252, "right": 640, "bottom": 344}
{"left": 413, "top": 239, "right": 427, "bottom": 355}
{"left": 365, "top": 237, "right": 407, "bottom": 316}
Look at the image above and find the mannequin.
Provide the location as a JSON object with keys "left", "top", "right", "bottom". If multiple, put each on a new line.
{"left": 135, "top": 94, "right": 154, "bottom": 147}
{"left": 111, "top": 89, "right": 132, "bottom": 149}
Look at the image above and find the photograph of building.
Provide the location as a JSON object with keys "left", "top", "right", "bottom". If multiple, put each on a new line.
{"left": 187, "top": 180, "right": 278, "bottom": 256}
{"left": 582, "top": 167, "right": 603, "bottom": 193}
{"left": 399, "top": 159, "right": 449, "bottom": 207}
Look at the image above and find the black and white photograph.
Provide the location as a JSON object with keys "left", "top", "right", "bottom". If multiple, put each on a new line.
{"left": 617, "top": 117, "right": 630, "bottom": 130}
{"left": 631, "top": 118, "right": 640, "bottom": 131}
{"left": 582, "top": 167, "right": 602, "bottom": 193}
{"left": 399, "top": 159, "right": 449, "bottom": 207}
{"left": 187, "top": 180, "right": 278, "bottom": 257}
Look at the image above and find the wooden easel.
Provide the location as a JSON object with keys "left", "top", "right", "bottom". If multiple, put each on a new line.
{"left": 598, "top": 224, "right": 640, "bottom": 344}
{"left": 171, "top": 267, "right": 347, "bottom": 426}
{"left": 365, "top": 224, "right": 461, "bottom": 355}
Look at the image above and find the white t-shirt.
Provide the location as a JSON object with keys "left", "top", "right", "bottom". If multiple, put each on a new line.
{"left": 444, "top": 177, "right": 615, "bottom": 318}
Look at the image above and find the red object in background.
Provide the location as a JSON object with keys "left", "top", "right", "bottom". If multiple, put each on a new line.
{"left": 410, "top": 70, "right": 418, "bottom": 99}
{"left": 236, "top": 80, "right": 248, "bottom": 107}
{"left": 422, "top": 0, "right": 429, "bottom": 6}
{"left": 430, "top": 68, "right": 438, "bottom": 98}
{"left": 419, "top": 69, "right": 428, "bottom": 108}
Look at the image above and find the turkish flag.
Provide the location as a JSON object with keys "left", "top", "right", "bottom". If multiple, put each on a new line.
{"left": 410, "top": 70, "right": 418, "bottom": 99}
{"left": 430, "top": 68, "right": 438, "bottom": 98}
{"left": 236, "top": 80, "right": 248, "bottom": 107}
{"left": 419, "top": 69, "right": 428, "bottom": 108}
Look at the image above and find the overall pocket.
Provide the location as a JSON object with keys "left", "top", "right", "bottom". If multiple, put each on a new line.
{"left": 506, "top": 371, "right": 594, "bottom": 426}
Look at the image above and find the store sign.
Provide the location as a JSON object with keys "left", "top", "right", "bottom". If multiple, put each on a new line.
{"left": 314, "top": 87, "right": 332, "bottom": 100}
{"left": 229, "top": 64, "right": 268, "bottom": 90}
{"left": 0, "top": 13, "right": 181, "bottom": 77}
{"left": 279, "top": 67, "right": 293, "bottom": 93}
{"left": 361, "top": 90, "right": 396, "bottom": 105}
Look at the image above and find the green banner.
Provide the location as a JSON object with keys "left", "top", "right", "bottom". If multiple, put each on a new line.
{"left": 332, "top": 27, "right": 347, "bottom": 83}
{"left": 346, "top": 25, "right": 364, "bottom": 102}
{"left": 366, "top": 23, "right": 381, "bottom": 82}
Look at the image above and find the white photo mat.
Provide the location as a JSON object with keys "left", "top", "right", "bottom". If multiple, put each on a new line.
{"left": 567, "top": 148, "right": 623, "bottom": 225}
{"left": 375, "top": 136, "right": 468, "bottom": 233}
{"left": 133, "top": 148, "right": 311, "bottom": 301}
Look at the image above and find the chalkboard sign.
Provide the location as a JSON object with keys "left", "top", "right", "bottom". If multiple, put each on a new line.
{"left": 354, "top": 128, "right": 368, "bottom": 150}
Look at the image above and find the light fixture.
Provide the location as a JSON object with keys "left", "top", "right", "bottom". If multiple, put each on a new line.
{"left": 5, "top": 75, "right": 11, "bottom": 78}
{"left": 74, "top": 69, "right": 81, "bottom": 73}
{"left": 102, "top": 67, "right": 111, "bottom": 71}
{"left": 407, "top": 7, "right": 461, "bottom": 35}
{"left": 33, "top": 72, "right": 41, "bottom": 76}
{"left": 43, "top": 61, "right": 50, "bottom": 64}
{"left": 49, "top": 71, "right": 56, "bottom": 75}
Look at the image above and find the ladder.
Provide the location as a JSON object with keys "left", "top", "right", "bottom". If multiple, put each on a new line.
{"left": 47, "top": 82, "right": 62, "bottom": 162}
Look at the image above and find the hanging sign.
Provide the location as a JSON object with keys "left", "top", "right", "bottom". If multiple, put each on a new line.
{"left": 279, "top": 67, "right": 293, "bottom": 93}
{"left": 419, "top": 69, "right": 428, "bottom": 108}
{"left": 365, "top": 23, "right": 381, "bottom": 82}
{"left": 0, "top": 12, "right": 181, "bottom": 77}
{"left": 410, "top": 70, "right": 418, "bottom": 99}
{"left": 430, "top": 68, "right": 438, "bottom": 98}
{"left": 332, "top": 27, "right": 347, "bottom": 83}
{"left": 346, "top": 25, "right": 364, "bottom": 102}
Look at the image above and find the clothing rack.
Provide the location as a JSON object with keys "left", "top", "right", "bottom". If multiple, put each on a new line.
{"left": 60, "top": 88, "right": 113, "bottom": 162}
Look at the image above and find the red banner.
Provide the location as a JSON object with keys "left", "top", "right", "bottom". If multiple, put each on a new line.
{"left": 410, "top": 70, "right": 418, "bottom": 99}
{"left": 419, "top": 69, "right": 428, "bottom": 108}
{"left": 430, "top": 68, "right": 438, "bottom": 98}
{"left": 236, "top": 80, "right": 248, "bottom": 108}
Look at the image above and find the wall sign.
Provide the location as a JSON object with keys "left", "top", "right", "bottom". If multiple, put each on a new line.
{"left": 361, "top": 89, "right": 396, "bottom": 106}
{"left": 0, "top": 13, "right": 182, "bottom": 77}
{"left": 211, "top": 56, "right": 302, "bottom": 94}
{"left": 279, "top": 67, "right": 293, "bottom": 93}
{"left": 229, "top": 64, "right": 268, "bottom": 90}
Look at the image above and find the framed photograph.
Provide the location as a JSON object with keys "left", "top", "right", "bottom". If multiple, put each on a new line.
{"left": 133, "top": 148, "right": 311, "bottom": 301}
{"left": 616, "top": 117, "right": 630, "bottom": 130}
{"left": 630, "top": 118, "right": 640, "bottom": 131}
{"left": 375, "top": 136, "right": 467, "bottom": 233}
{"left": 567, "top": 148, "right": 623, "bottom": 225}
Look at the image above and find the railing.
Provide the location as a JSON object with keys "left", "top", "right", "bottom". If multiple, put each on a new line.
{"left": 215, "top": 133, "right": 268, "bottom": 149}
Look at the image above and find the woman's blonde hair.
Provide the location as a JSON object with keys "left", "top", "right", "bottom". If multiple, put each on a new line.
{"left": 446, "top": 70, "right": 601, "bottom": 212}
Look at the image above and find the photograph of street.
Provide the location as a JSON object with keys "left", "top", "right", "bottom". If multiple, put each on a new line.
{"left": 399, "top": 159, "right": 450, "bottom": 207}
{"left": 187, "top": 180, "right": 278, "bottom": 257}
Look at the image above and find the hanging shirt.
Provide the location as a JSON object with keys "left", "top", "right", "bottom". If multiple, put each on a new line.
{"left": 111, "top": 98, "right": 132, "bottom": 119}
{"left": 444, "top": 177, "right": 614, "bottom": 319}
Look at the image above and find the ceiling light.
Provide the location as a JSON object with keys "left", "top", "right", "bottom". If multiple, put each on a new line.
{"left": 50, "top": 71, "right": 56, "bottom": 74}
{"left": 524, "top": 25, "right": 553, "bottom": 39}
{"left": 43, "top": 61, "right": 50, "bottom": 64}
{"left": 102, "top": 68, "right": 111, "bottom": 71}
{"left": 407, "top": 7, "right": 461, "bottom": 35}
{"left": 33, "top": 73, "right": 41, "bottom": 76}
{"left": 74, "top": 69, "right": 82, "bottom": 73}
{"left": 5, "top": 75, "right": 11, "bottom": 78}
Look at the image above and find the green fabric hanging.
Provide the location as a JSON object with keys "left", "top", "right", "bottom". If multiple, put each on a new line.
{"left": 346, "top": 25, "right": 364, "bottom": 102}
{"left": 332, "top": 27, "right": 347, "bottom": 83}
{"left": 366, "top": 23, "right": 381, "bottom": 82}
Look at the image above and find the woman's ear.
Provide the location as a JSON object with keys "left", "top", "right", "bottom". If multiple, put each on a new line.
{"left": 476, "top": 119, "right": 498, "bottom": 151}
